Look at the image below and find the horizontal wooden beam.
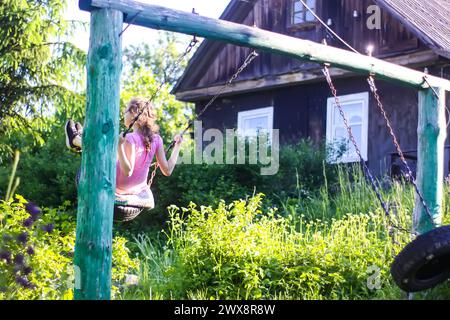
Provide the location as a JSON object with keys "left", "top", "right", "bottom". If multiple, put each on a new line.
{"left": 175, "top": 68, "right": 351, "bottom": 102}
{"left": 175, "top": 50, "right": 440, "bottom": 101}
{"left": 78, "top": 0, "right": 450, "bottom": 91}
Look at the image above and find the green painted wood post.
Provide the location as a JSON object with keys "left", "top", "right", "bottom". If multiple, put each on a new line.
{"left": 74, "top": 8, "right": 123, "bottom": 300}
{"left": 413, "top": 87, "right": 447, "bottom": 234}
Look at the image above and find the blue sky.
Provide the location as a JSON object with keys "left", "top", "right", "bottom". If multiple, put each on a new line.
{"left": 65, "top": 0, "right": 231, "bottom": 51}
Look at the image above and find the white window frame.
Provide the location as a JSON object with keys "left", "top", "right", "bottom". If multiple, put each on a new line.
{"left": 326, "top": 92, "right": 369, "bottom": 163}
{"left": 237, "top": 107, "right": 274, "bottom": 144}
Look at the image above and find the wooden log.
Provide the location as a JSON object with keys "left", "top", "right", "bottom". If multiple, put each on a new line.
{"left": 74, "top": 8, "right": 123, "bottom": 300}
{"left": 413, "top": 87, "right": 447, "bottom": 234}
{"left": 78, "top": 0, "right": 450, "bottom": 91}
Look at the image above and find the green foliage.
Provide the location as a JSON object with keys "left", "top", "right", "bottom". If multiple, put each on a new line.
{"left": 0, "top": 0, "right": 86, "bottom": 163}
{"left": 122, "top": 167, "right": 450, "bottom": 300}
{"left": 124, "top": 194, "right": 403, "bottom": 300}
{"left": 123, "top": 31, "right": 193, "bottom": 85}
{"left": 4, "top": 150, "right": 20, "bottom": 202}
{"left": 0, "top": 195, "right": 139, "bottom": 300}
{"left": 0, "top": 129, "right": 81, "bottom": 207}
{"left": 140, "top": 139, "right": 339, "bottom": 226}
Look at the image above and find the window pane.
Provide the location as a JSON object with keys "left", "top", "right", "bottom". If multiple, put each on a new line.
{"left": 243, "top": 116, "right": 269, "bottom": 135}
{"left": 350, "top": 124, "right": 362, "bottom": 147}
{"left": 305, "top": 10, "right": 315, "bottom": 21}
{"left": 346, "top": 124, "right": 362, "bottom": 157}
{"left": 333, "top": 107, "right": 344, "bottom": 126}
{"left": 293, "top": 13, "right": 304, "bottom": 24}
{"left": 345, "top": 102, "right": 363, "bottom": 124}
{"left": 306, "top": 0, "right": 315, "bottom": 9}
{"left": 334, "top": 127, "right": 347, "bottom": 141}
{"left": 334, "top": 102, "right": 363, "bottom": 125}
{"left": 294, "top": 1, "right": 303, "bottom": 12}
{"left": 349, "top": 115, "right": 362, "bottom": 123}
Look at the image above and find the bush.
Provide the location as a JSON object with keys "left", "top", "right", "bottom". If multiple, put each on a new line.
{"left": 123, "top": 164, "right": 450, "bottom": 300}
{"left": 142, "top": 139, "right": 339, "bottom": 227}
{"left": 124, "top": 194, "right": 406, "bottom": 300}
{"left": 0, "top": 195, "right": 138, "bottom": 300}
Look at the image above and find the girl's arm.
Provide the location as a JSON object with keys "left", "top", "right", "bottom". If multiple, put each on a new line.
{"left": 155, "top": 135, "right": 183, "bottom": 176}
{"left": 117, "top": 134, "right": 135, "bottom": 177}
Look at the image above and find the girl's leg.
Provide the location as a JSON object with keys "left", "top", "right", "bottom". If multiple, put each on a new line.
{"left": 74, "top": 122, "right": 83, "bottom": 148}
{"left": 65, "top": 120, "right": 83, "bottom": 151}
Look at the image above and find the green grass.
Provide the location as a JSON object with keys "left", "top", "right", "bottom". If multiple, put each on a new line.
{"left": 118, "top": 165, "right": 450, "bottom": 300}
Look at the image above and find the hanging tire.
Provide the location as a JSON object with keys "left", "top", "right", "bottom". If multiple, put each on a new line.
{"left": 114, "top": 205, "right": 144, "bottom": 222}
{"left": 391, "top": 225, "right": 450, "bottom": 292}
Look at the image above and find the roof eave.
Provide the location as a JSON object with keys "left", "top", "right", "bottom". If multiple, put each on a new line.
{"left": 172, "top": 0, "right": 257, "bottom": 95}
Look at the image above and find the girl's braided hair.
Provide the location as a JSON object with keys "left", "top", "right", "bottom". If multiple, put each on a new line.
{"left": 126, "top": 97, "right": 160, "bottom": 152}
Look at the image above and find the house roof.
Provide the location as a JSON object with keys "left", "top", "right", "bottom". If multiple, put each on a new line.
{"left": 171, "top": 0, "right": 257, "bottom": 95}
{"left": 375, "top": 0, "right": 450, "bottom": 59}
{"left": 173, "top": 0, "right": 450, "bottom": 95}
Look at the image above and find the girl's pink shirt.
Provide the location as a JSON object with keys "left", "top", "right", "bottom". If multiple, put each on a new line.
{"left": 115, "top": 132, "right": 163, "bottom": 195}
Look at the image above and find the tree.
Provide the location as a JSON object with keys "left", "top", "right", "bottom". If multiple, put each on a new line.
{"left": 0, "top": 0, "right": 86, "bottom": 164}
{"left": 121, "top": 31, "right": 196, "bottom": 143}
{"left": 123, "top": 31, "right": 193, "bottom": 85}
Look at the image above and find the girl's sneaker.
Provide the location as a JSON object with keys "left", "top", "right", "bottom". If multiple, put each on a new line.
{"left": 65, "top": 120, "right": 82, "bottom": 153}
{"left": 75, "top": 122, "right": 83, "bottom": 136}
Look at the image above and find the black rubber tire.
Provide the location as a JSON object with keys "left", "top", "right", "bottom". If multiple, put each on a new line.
{"left": 391, "top": 225, "right": 450, "bottom": 292}
{"left": 114, "top": 205, "right": 144, "bottom": 223}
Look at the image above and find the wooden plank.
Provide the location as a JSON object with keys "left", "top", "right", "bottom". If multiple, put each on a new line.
{"left": 175, "top": 50, "right": 440, "bottom": 101}
{"left": 175, "top": 67, "right": 352, "bottom": 101}
{"left": 78, "top": 0, "right": 450, "bottom": 91}
{"left": 74, "top": 8, "right": 123, "bottom": 300}
{"left": 413, "top": 86, "right": 447, "bottom": 234}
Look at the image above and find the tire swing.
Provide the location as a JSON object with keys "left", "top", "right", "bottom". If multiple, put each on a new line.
{"left": 390, "top": 225, "right": 450, "bottom": 292}
{"left": 114, "top": 193, "right": 154, "bottom": 223}
{"left": 322, "top": 60, "right": 450, "bottom": 293}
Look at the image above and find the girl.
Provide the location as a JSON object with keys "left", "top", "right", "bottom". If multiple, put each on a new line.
{"left": 65, "top": 97, "right": 183, "bottom": 208}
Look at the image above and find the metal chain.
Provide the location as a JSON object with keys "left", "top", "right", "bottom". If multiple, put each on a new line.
{"left": 423, "top": 75, "right": 450, "bottom": 128}
{"left": 367, "top": 76, "right": 435, "bottom": 225}
{"left": 119, "top": 10, "right": 143, "bottom": 37}
{"left": 124, "top": 36, "right": 199, "bottom": 136}
{"left": 323, "top": 64, "right": 416, "bottom": 236}
{"left": 147, "top": 50, "right": 259, "bottom": 187}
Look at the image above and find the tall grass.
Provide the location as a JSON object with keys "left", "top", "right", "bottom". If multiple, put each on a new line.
{"left": 120, "top": 164, "right": 450, "bottom": 300}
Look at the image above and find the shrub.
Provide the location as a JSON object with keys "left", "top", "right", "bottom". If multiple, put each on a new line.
{"left": 0, "top": 195, "right": 138, "bottom": 300}
{"left": 142, "top": 139, "right": 339, "bottom": 227}
{"left": 125, "top": 193, "right": 411, "bottom": 300}
{"left": 123, "top": 163, "right": 450, "bottom": 300}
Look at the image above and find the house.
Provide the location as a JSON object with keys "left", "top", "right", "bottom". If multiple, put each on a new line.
{"left": 172, "top": 0, "right": 450, "bottom": 176}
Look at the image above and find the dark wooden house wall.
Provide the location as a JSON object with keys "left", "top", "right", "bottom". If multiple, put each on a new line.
{"left": 190, "top": 0, "right": 426, "bottom": 91}
{"left": 195, "top": 77, "right": 450, "bottom": 177}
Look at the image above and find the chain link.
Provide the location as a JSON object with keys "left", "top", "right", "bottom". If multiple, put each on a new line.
{"left": 323, "top": 65, "right": 416, "bottom": 236}
{"left": 147, "top": 50, "right": 259, "bottom": 187}
{"left": 423, "top": 76, "right": 450, "bottom": 128}
{"left": 367, "top": 76, "right": 435, "bottom": 226}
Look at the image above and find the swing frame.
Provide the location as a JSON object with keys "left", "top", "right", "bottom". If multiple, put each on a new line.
{"left": 74, "top": 0, "right": 450, "bottom": 299}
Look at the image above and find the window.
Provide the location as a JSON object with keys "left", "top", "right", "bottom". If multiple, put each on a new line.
{"left": 237, "top": 107, "right": 274, "bottom": 143}
{"left": 326, "top": 92, "right": 369, "bottom": 163}
{"left": 292, "top": 0, "right": 316, "bottom": 25}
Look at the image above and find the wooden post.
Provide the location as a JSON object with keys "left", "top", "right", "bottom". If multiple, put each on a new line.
{"left": 413, "top": 87, "right": 447, "bottom": 234}
{"left": 74, "top": 8, "right": 122, "bottom": 300}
